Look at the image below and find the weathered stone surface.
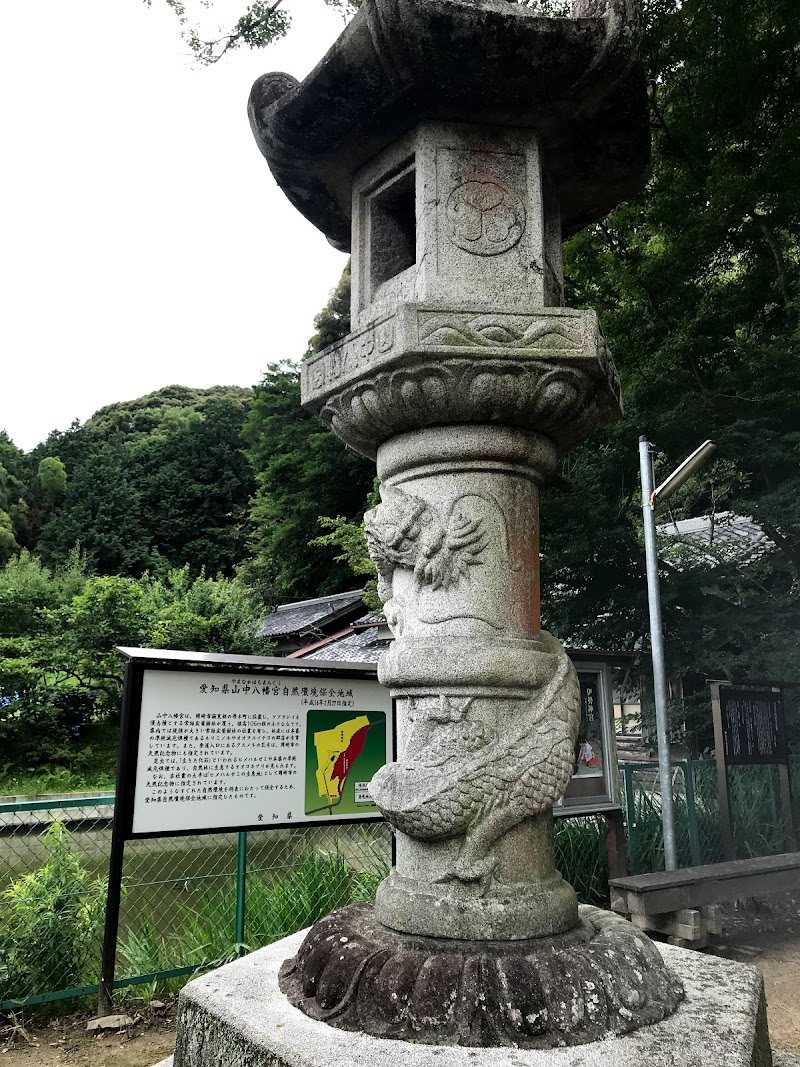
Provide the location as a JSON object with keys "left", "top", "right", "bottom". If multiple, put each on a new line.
{"left": 368, "top": 632, "right": 579, "bottom": 938}
{"left": 280, "top": 903, "right": 683, "bottom": 1047}
{"left": 248, "top": 0, "right": 649, "bottom": 250}
{"left": 352, "top": 424, "right": 581, "bottom": 940}
{"left": 172, "top": 925, "right": 771, "bottom": 1067}
{"left": 350, "top": 123, "right": 549, "bottom": 325}
{"left": 241, "top": 0, "right": 692, "bottom": 1054}
{"left": 300, "top": 305, "right": 620, "bottom": 459}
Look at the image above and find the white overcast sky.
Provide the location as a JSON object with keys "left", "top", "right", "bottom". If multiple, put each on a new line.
{"left": 0, "top": 0, "right": 350, "bottom": 452}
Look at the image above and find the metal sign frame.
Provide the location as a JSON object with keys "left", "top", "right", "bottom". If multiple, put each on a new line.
{"left": 116, "top": 652, "right": 392, "bottom": 840}
{"left": 560, "top": 661, "right": 621, "bottom": 812}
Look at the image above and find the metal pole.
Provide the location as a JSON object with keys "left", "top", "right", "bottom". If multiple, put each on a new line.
{"left": 99, "top": 661, "right": 138, "bottom": 1015}
{"left": 639, "top": 436, "right": 679, "bottom": 871}
{"left": 98, "top": 818, "right": 126, "bottom": 1015}
{"left": 235, "top": 831, "right": 248, "bottom": 954}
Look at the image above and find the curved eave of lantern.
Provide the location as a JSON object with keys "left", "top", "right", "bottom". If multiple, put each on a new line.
{"left": 247, "top": 0, "right": 650, "bottom": 251}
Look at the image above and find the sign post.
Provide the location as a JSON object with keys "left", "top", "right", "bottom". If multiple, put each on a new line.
{"left": 709, "top": 681, "right": 736, "bottom": 863}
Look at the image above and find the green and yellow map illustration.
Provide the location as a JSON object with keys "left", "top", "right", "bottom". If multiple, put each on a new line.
{"left": 304, "top": 709, "right": 386, "bottom": 817}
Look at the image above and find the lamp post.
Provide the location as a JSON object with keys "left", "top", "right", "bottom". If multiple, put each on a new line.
{"left": 638, "top": 437, "right": 717, "bottom": 871}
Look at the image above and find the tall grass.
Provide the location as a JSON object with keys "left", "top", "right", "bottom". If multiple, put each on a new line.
{"left": 117, "top": 841, "right": 388, "bottom": 997}
{"left": 623, "top": 759, "right": 793, "bottom": 874}
{"left": 554, "top": 817, "right": 609, "bottom": 906}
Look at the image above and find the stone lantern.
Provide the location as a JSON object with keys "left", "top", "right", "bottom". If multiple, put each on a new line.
{"left": 244, "top": 0, "right": 685, "bottom": 1046}
{"left": 162, "top": 1, "right": 768, "bottom": 1062}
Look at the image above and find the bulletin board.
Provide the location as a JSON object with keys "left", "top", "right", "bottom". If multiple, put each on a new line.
{"left": 114, "top": 648, "right": 393, "bottom": 839}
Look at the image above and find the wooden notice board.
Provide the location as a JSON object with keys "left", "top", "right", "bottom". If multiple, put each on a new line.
{"left": 710, "top": 681, "right": 795, "bottom": 862}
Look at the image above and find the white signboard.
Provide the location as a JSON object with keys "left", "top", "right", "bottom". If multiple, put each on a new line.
{"left": 131, "top": 669, "right": 392, "bottom": 835}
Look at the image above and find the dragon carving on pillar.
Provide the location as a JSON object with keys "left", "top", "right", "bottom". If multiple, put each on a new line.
{"left": 364, "top": 488, "right": 581, "bottom": 886}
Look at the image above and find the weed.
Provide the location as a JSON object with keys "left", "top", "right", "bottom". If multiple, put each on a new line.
{"left": 0, "top": 822, "right": 107, "bottom": 1001}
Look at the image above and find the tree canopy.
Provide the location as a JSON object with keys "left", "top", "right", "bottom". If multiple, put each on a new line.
{"left": 538, "top": 0, "right": 800, "bottom": 682}
{"left": 2, "top": 0, "right": 799, "bottom": 785}
{"left": 154, "top": 0, "right": 357, "bottom": 65}
{"left": 240, "top": 267, "right": 375, "bottom": 604}
{"left": 13, "top": 385, "right": 256, "bottom": 578}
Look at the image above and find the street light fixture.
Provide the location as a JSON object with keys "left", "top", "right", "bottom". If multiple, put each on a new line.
{"left": 638, "top": 436, "right": 717, "bottom": 871}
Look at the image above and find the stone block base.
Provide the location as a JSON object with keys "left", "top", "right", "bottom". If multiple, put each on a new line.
{"left": 173, "top": 924, "right": 771, "bottom": 1067}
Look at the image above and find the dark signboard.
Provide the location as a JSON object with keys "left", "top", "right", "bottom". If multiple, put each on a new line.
{"left": 719, "top": 687, "right": 787, "bottom": 765}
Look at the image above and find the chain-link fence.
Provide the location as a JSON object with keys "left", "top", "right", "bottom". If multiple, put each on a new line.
{"left": 0, "top": 797, "right": 390, "bottom": 1012}
{"left": 621, "top": 757, "right": 800, "bottom": 873}
{"left": 3, "top": 762, "right": 799, "bottom": 1011}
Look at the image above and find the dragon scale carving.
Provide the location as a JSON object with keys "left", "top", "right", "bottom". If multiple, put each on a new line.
{"left": 370, "top": 634, "right": 579, "bottom": 884}
{"left": 365, "top": 485, "right": 580, "bottom": 885}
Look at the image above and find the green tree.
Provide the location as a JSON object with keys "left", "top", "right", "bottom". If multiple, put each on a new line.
{"left": 242, "top": 361, "right": 375, "bottom": 603}
{"left": 538, "top": 0, "right": 800, "bottom": 683}
{"left": 38, "top": 444, "right": 151, "bottom": 575}
{"left": 0, "top": 432, "right": 27, "bottom": 562}
{"left": 37, "top": 456, "right": 67, "bottom": 496}
{"left": 32, "top": 386, "right": 254, "bottom": 577}
{"left": 0, "top": 555, "right": 268, "bottom": 781}
{"left": 156, "top": 0, "right": 356, "bottom": 66}
{"left": 0, "top": 821, "right": 107, "bottom": 999}
{"left": 134, "top": 395, "right": 256, "bottom": 576}
{"left": 305, "top": 261, "right": 352, "bottom": 356}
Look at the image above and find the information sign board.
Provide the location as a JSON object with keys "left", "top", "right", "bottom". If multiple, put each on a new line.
{"left": 719, "top": 686, "right": 787, "bottom": 765}
{"left": 113, "top": 649, "right": 393, "bottom": 839}
{"left": 99, "top": 647, "right": 393, "bottom": 1014}
{"left": 559, "top": 662, "right": 620, "bottom": 810}
{"left": 709, "top": 679, "right": 795, "bottom": 862}
{"left": 574, "top": 674, "right": 604, "bottom": 779}
{"left": 131, "top": 668, "right": 392, "bottom": 835}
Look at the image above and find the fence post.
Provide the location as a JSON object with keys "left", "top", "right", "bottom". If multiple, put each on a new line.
{"left": 683, "top": 760, "right": 702, "bottom": 867}
{"left": 235, "top": 831, "right": 248, "bottom": 954}
{"left": 99, "top": 660, "right": 141, "bottom": 1016}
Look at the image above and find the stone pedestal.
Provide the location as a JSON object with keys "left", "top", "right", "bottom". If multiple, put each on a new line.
{"left": 171, "top": 923, "right": 772, "bottom": 1067}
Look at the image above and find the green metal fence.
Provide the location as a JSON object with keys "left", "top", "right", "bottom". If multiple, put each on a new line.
{"left": 0, "top": 796, "right": 390, "bottom": 1012}
{"left": 2, "top": 760, "right": 799, "bottom": 1011}
{"left": 620, "top": 757, "right": 800, "bottom": 873}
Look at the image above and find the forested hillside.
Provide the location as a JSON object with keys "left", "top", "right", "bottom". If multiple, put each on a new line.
{"left": 1, "top": 0, "right": 799, "bottom": 790}
{"left": 3, "top": 385, "right": 255, "bottom": 577}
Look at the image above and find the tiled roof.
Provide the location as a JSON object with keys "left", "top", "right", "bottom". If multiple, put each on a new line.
{"left": 657, "top": 511, "right": 770, "bottom": 567}
{"left": 297, "top": 624, "right": 387, "bottom": 663}
{"left": 256, "top": 591, "right": 365, "bottom": 638}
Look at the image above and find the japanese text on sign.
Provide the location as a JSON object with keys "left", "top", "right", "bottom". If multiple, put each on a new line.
{"left": 131, "top": 669, "right": 392, "bottom": 835}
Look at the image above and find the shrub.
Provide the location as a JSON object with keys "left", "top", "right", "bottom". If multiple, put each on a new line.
{"left": 0, "top": 821, "right": 107, "bottom": 1001}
